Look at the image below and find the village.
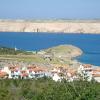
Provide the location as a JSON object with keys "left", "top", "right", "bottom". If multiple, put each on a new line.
{"left": 0, "top": 61, "right": 100, "bottom": 82}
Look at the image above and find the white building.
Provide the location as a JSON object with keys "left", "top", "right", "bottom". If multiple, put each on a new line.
{"left": 92, "top": 68, "right": 100, "bottom": 82}
{"left": 2, "top": 66, "right": 12, "bottom": 78}
{"left": 78, "top": 64, "right": 93, "bottom": 81}
{"left": 52, "top": 73, "right": 61, "bottom": 82}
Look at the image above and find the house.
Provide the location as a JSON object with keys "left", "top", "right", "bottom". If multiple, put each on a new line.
{"left": 1, "top": 66, "right": 12, "bottom": 78}
{"left": 52, "top": 73, "right": 61, "bottom": 82}
{"left": 9, "top": 65, "right": 20, "bottom": 79}
{"left": 27, "top": 65, "right": 47, "bottom": 78}
{"left": 66, "top": 69, "right": 77, "bottom": 82}
{"left": 78, "top": 64, "right": 92, "bottom": 73}
{"left": 21, "top": 70, "right": 28, "bottom": 79}
{"left": 43, "top": 54, "right": 52, "bottom": 61}
{"left": 27, "top": 65, "right": 36, "bottom": 78}
{"left": 51, "top": 68, "right": 61, "bottom": 73}
{"left": 77, "top": 64, "right": 93, "bottom": 81}
{"left": 92, "top": 68, "right": 100, "bottom": 82}
{"left": 32, "top": 67, "right": 46, "bottom": 78}
{"left": 0, "top": 71, "right": 8, "bottom": 79}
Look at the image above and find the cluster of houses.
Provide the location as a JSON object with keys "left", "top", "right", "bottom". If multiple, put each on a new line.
{"left": 78, "top": 64, "right": 100, "bottom": 82}
{"left": 0, "top": 63, "right": 100, "bottom": 82}
{"left": 0, "top": 64, "right": 51, "bottom": 79}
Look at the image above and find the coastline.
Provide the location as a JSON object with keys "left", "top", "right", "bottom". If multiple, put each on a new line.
{"left": 0, "top": 45, "right": 83, "bottom": 68}
{"left": 0, "top": 32, "right": 100, "bottom": 66}
{"left": 0, "top": 19, "right": 100, "bottom": 33}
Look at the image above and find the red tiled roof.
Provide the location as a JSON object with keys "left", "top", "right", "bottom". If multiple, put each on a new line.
{"left": 92, "top": 74, "right": 100, "bottom": 77}
{"left": 0, "top": 72, "right": 8, "bottom": 77}
{"left": 21, "top": 73, "right": 28, "bottom": 77}
{"left": 67, "top": 69, "right": 77, "bottom": 76}
{"left": 92, "top": 68, "right": 100, "bottom": 72}
{"left": 83, "top": 64, "right": 92, "bottom": 68}
{"left": 28, "top": 64, "right": 37, "bottom": 69}
{"left": 21, "top": 70, "right": 26, "bottom": 73}
{"left": 29, "top": 69, "right": 33, "bottom": 72}
{"left": 32, "top": 67, "right": 44, "bottom": 72}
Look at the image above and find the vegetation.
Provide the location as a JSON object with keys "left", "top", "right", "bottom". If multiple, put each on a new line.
{"left": 43, "top": 45, "right": 82, "bottom": 57}
{"left": 0, "top": 78, "right": 100, "bottom": 100}
{"left": 0, "top": 46, "right": 32, "bottom": 55}
{"left": 0, "top": 45, "right": 80, "bottom": 65}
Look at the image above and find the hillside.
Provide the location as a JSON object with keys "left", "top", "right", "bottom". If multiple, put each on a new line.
{"left": 40, "top": 45, "right": 82, "bottom": 58}
{"left": 37, "top": 45, "right": 82, "bottom": 66}
{"left": 0, "top": 46, "right": 32, "bottom": 55}
{"left": 0, "top": 19, "right": 100, "bottom": 33}
{"left": 0, "top": 45, "right": 82, "bottom": 68}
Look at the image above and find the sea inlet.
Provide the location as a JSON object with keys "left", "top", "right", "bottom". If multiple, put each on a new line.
{"left": 0, "top": 32, "right": 100, "bottom": 66}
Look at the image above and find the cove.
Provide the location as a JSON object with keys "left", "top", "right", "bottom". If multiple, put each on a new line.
{"left": 0, "top": 32, "right": 100, "bottom": 66}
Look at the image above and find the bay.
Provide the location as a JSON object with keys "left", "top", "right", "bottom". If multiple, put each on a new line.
{"left": 0, "top": 32, "right": 100, "bottom": 66}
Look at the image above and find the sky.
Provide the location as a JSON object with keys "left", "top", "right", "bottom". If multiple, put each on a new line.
{"left": 0, "top": 0, "right": 100, "bottom": 19}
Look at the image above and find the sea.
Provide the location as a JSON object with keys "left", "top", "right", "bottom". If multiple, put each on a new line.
{"left": 0, "top": 32, "right": 100, "bottom": 66}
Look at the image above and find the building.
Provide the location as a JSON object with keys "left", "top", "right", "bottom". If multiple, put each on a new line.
{"left": 78, "top": 64, "right": 93, "bottom": 81}
{"left": 92, "top": 68, "right": 100, "bottom": 82}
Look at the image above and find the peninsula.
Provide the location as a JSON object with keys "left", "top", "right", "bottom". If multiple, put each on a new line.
{"left": 0, "top": 45, "right": 82, "bottom": 67}
{"left": 0, "top": 19, "right": 100, "bottom": 33}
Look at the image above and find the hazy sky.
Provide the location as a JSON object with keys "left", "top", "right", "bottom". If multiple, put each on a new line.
{"left": 0, "top": 0, "right": 100, "bottom": 19}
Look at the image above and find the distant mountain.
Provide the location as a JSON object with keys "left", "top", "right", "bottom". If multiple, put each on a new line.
{"left": 0, "top": 19, "right": 100, "bottom": 33}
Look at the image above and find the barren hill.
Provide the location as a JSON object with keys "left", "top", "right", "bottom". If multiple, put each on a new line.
{"left": 0, "top": 19, "right": 100, "bottom": 33}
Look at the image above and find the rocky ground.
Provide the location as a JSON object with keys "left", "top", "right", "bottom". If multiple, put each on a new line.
{"left": 0, "top": 19, "right": 100, "bottom": 33}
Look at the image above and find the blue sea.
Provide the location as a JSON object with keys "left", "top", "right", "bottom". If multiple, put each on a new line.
{"left": 0, "top": 32, "right": 100, "bottom": 66}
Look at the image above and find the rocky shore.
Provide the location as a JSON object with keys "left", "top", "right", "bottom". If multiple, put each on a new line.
{"left": 0, "top": 19, "right": 100, "bottom": 33}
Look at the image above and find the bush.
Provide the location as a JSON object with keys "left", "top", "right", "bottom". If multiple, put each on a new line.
{"left": 0, "top": 79, "right": 100, "bottom": 100}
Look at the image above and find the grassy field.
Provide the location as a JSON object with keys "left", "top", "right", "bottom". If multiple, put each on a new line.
{"left": 0, "top": 45, "right": 81, "bottom": 67}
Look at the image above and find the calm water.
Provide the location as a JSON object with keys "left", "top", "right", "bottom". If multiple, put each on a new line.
{"left": 0, "top": 32, "right": 100, "bottom": 66}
